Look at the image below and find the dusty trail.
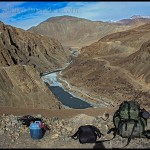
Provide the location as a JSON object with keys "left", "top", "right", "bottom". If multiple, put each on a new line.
{"left": 93, "top": 57, "right": 150, "bottom": 92}
{"left": 0, "top": 106, "right": 117, "bottom": 119}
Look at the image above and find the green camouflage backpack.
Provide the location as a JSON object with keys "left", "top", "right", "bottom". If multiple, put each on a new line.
{"left": 107, "top": 100, "right": 150, "bottom": 147}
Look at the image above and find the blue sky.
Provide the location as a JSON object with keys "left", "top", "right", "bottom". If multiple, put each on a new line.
{"left": 0, "top": 1, "right": 150, "bottom": 30}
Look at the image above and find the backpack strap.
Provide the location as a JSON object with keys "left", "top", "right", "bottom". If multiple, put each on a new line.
{"left": 123, "top": 120, "right": 138, "bottom": 148}
{"left": 90, "top": 125, "right": 104, "bottom": 138}
{"left": 107, "top": 110, "right": 122, "bottom": 140}
{"left": 108, "top": 128, "right": 117, "bottom": 140}
{"left": 107, "top": 122, "right": 120, "bottom": 140}
{"left": 71, "top": 130, "right": 79, "bottom": 140}
{"left": 143, "top": 130, "right": 150, "bottom": 139}
{"left": 128, "top": 101, "right": 130, "bottom": 120}
{"left": 122, "top": 101, "right": 135, "bottom": 147}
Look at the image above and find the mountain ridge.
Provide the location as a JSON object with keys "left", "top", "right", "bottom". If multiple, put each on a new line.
{"left": 61, "top": 23, "right": 150, "bottom": 108}
{"left": 28, "top": 15, "right": 136, "bottom": 47}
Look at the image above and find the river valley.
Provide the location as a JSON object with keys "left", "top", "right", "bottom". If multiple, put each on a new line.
{"left": 41, "top": 72, "right": 94, "bottom": 109}
{"left": 40, "top": 47, "right": 111, "bottom": 109}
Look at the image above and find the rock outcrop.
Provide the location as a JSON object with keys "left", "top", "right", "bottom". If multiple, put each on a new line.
{"left": 0, "top": 21, "right": 68, "bottom": 73}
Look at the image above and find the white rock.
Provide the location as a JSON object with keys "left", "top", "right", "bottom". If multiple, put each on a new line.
{"left": 5, "top": 117, "right": 10, "bottom": 122}
{"left": 97, "top": 123, "right": 102, "bottom": 128}
{"left": 51, "top": 133, "right": 59, "bottom": 139}
{"left": 0, "top": 121, "right": 6, "bottom": 128}
{"left": 5, "top": 127, "right": 9, "bottom": 131}
{"left": 65, "top": 127, "right": 72, "bottom": 132}
{"left": 36, "top": 114, "right": 42, "bottom": 118}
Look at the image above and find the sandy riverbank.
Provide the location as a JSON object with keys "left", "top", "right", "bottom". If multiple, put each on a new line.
{"left": 57, "top": 71, "right": 115, "bottom": 108}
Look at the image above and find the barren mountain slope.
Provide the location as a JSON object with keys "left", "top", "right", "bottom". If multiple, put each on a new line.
{"left": 0, "top": 65, "right": 62, "bottom": 109}
{"left": 61, "top": 24, "right": 150, "bottom": 108}
{"left": 0, "top": 21, "right": 68, "bottom": 73}
{"left": 28, "top": 15, "right": 134, "bottom": 47}
{"left": 0, "top": 21, "right": 68, "bottom": 109}
{"left": 120, "top": 40, "right": 150, "bottom": 85}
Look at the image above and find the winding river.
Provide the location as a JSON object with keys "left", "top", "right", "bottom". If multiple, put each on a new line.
{"left": 41, "top": 72, "right": 93, "bottom": 109}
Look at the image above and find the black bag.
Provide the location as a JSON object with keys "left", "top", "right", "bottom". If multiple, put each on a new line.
{"left": 71, "top": 125, "right": 104, "bottom": 144}
{"left": 18, "top": 115, "right": 42, "bottom": 127}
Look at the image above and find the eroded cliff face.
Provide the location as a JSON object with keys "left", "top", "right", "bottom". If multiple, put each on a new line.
{"left": 0, "top": 21, "right": 68, "bottom": 73}
{"left": 0, "top": 65, "right": 61, "bottom": 109}
{"left": 0, "top": 21, "right": 68, "bottom": 109}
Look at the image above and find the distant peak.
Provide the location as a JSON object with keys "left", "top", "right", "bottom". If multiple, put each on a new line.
{"left": 130, "top": 15, "right": 150, "bottom": 19}
{"left": 130, "top": 15, "right": 142, "bottom": 19}
{"left": 44, "top": 15, "right": 90, "bottom": 23}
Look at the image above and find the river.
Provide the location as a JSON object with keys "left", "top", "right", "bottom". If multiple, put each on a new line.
{"left": 41, "top": 72, "right": 93, "bottom": 109}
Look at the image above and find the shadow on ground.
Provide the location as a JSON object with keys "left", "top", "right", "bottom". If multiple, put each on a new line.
{"left": 93, "top": 141, "right": 106, "bottom": 149}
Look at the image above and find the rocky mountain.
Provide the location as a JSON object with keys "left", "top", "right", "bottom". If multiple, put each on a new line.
{"left": 0, "top": 21, "right": 68, "bottom": 109}
{"left": 61, "top": 23, "right": 150, "bottom": 108}
{"left": 115, "top": 15, "right": 150, "bottom": 26}
{"left": 0, "top": 65, "right": 62, "bottom": 109}
{"left": 0, "top": 21, "right": 68, "bottom": 73}
{"left": 28, "top": 15, "right": 133, "bottom": 47}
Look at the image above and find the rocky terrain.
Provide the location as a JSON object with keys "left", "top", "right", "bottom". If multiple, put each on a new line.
{"left": 0, "top": 21, "right": 68, "bottom": 73}
{"left": 61, "top": 23, "right": 150, "bottom": 108}
{"left": 28, "top": 15, "right": 136, "bottom": 48}
{"left": 0, "top": 65, "right": 62, "bottom": 109}
{"left": 0, "top": 110, "right": 150, "bottom": 148}
{"left": 120, "top": 40, "right": 150, "bottom": 84}
{"left": 0, "top": 21, "right": 69, "bottom": 109}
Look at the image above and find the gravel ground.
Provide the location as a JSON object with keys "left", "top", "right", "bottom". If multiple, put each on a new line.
{"left": 0, "top": 111, "right": 150, "bottom": 149}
